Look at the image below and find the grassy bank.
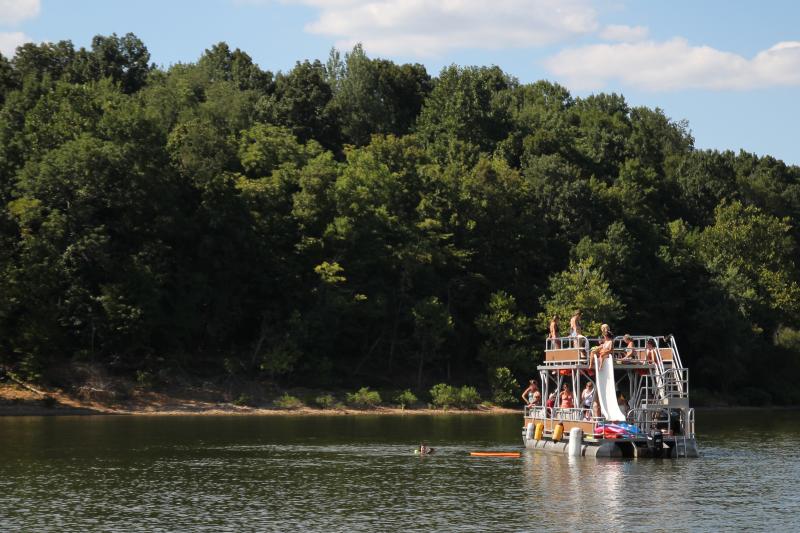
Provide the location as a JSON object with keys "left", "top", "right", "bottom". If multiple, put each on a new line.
{"left": 0, "top": 381, "right": 519, "bottom": 417}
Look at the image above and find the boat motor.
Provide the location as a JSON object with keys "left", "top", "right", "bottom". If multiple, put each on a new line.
{"left": 648, "top": 430, "right": 664, "bottom": 458}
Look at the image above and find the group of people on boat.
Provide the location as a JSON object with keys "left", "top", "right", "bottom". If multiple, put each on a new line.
{"left": 522, "top": 378, "right": 631, "bottom": 420}
{"left": 548, "top": 312, "right": 659, "bottom": 367}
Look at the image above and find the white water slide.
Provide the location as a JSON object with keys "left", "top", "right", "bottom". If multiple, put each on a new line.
{"left": 593, "top": 355, "right": 626, "bottom": 422}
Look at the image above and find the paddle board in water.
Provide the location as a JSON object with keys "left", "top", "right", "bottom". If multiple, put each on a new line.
{"left": 469, "top": 451, "right": 521, "bottom": 457}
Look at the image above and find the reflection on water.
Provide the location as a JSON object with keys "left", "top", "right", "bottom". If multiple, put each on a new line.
{"left": 0, "top": 410, "right": 799, "bottom": 531}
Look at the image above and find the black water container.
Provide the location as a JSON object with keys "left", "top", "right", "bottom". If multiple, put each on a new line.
{"left": 648, "top": 430, "right": 664, "bottom": 457}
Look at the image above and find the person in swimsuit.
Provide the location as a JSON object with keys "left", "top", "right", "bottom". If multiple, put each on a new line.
{"left": 581, "top": 381, "right": 594, "bottom": 419}
{"left": 559, "top": 383, "right": 574, "bottom": 409}
{"left": 548, "top": 315, "right": 560, "bottom": 349}
{"left": 521, "top": 379, "right": 541, "bottom": 407}
{"left": 597, "top": 328, "right": 614, "bottom": 370}
{"left": 581, "top": 382, "right": 594, "bottom": 408}
{"left": 569, "top": 310, "right": 582, "bottom": 348}
{"left": 546, "top": 392, "right": 556, "bottom": 417}
{"left": 418, "top": 443, "right": 435, "bottom": 455}
{"left": 591, "top": 398, "right": 602, "bottom": 419}
{"left": 645, "top": 339, "right": 658, "bottom": 365}
{"left": 621, "top": 334, "right": 636, "bottom": 362}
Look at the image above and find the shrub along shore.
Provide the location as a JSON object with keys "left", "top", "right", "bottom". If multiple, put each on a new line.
{"left": 0, "top": 380, "right": 521, "bottom": 416}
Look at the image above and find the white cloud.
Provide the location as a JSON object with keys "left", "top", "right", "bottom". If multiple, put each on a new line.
{"left": 0, "top": 31, "right": 30, "bottom": 57}
{"left": 285, "top": 0, "right": 599, "bottom": 56}
{"left": 545, "top": 38, "right": 800, "bottom": 91}
{"left": 599, "top": 24, "right": 648, "bottom": 43}
{"left": 0, "top": 0, "right": 40, "bottom": 25}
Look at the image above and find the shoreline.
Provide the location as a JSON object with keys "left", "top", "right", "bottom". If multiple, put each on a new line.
{"left": 2, "top": 383, "right": 797, "bottom": 418}
{"left": 0, "top": 404, "right": 522, "bottom": 417}
{"left": 0, "top": 382, "right": 520, "bottom": 417}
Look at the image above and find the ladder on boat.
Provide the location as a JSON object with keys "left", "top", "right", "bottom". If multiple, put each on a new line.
{"left": 631, "top": 336, "right": 687, "bottom": 406}
{"left": 672, "top": 434, "right": 689, "bottom": 458}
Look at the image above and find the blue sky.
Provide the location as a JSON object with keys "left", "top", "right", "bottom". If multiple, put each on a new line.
{"left": 1, "top": 0, "right": 799, "bottom": 165}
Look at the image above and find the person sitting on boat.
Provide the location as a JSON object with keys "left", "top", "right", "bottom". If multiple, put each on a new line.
{"left": 645, "top": 339, "right": 658, "bottom": 365}
{"left": 560, "top": 383, "right": 574, "bottom": 409}
{"left": 621, "top": 334, "right": 636, "bottom": 362}
{"left": 546, "top": 392, "right": 556, "bottom": 417}
{"left": 521, "top": 379, "right": 541, "bottom": 408}
{"left": 548, "top": 315, "right": 561, "bottom": 349}
{"left": 580, "top": 381, "right": 594, "bottom": 419}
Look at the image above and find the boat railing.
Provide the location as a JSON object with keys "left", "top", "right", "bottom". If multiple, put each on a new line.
{"left": 668, "top": 335, "right": 684, "bottom": 370}
{"left": 641, "top": 368, "right": 689, "bottom": 401}
{"left": 628, "top": 407, "right": 695, "bottom": 438}
{"left": 526, "top": 405, "right": 548, "bottom": 419}
{"left": 525, "top": 405, "right": 594, "bottom": 422}
{"left": 552, "top": 407, "right": 589, "bottom": 421}
{"left": 544, "top": 334, "right": 679, "bottom": 368}
{"left": 544, "top": 335, "right": 590, "bottom": 364}
{"left": 525, "top": 405, "right": 604, "bottom": 434}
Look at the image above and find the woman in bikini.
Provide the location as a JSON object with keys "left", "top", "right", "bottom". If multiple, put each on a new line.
{"left": 560, "top": 383, "right": 574, "bottom": 409}
{"left": 521, "top": 379, "right": 541, "bottom": 407}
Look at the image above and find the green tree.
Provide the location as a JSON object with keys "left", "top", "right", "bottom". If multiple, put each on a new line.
{"left": 257, "top": 60, "right": 341, "bottom": 151}
{"left": 697, "top": 201, "right": 800, "bottom": 334}
{"left": 416, "top": 65, "right": 513, "bottom": 162}
{"left": 198, "top": 42, "right": 272, "bottom": 93}
{"left": 89, "top": 33, "right": 152, "bottom": 93}
{"left": 475, "top": 291, "right": 534, "bottom": 371}
{"left": 538, "top": 258, "right": 625, "bottom": 336}
{"left": 413, "top": 296, "right": 453, "bottom": 389}
{"left": 330, "top": 44, "right": 431, "bottom": 145}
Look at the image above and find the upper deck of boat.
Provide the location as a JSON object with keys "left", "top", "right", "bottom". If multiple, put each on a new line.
{"left": 541, "top": 334, "right": 683, "bottom": 370}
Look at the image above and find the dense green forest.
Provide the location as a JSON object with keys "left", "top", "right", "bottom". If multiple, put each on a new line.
{"left": 1, "top": 33, "right": 799, "bottom": 404}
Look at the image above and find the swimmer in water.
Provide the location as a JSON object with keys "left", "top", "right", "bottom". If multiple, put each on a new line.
{"left": 418, "top": 443, "right": 435, "bottom": 455}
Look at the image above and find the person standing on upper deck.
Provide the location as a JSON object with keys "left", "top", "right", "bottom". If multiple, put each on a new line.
{"left": 597, "top": 327, "right": 614, "bottom": 370}
{"left": 569, "top": 310, "right": 582, "bottom": 348}
{"left": 548, "top": 315, "right": 560, "bottom": 349}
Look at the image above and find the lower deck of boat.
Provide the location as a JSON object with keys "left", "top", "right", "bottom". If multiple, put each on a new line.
{"left": 522, "top": 417, "right": 699, "bottom": 458}
{"left": 524, "top": 434, "right": 699, "bottom": 458}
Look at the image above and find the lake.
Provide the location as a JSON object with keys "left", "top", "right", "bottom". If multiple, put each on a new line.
{"left": 1, "top": 409, "right": 798, "bottom": 532}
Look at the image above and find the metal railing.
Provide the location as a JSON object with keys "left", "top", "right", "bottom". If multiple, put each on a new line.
{"left": 640, "top": 368, "right": 689, "bottom": 401}
{"left": 544, "top": 335, "right": 590, "bottom": 364}
{"left": 627, "top": 407, "right": 695, "bottom": 438}
{"left": 545, "top": 334, "right": 673, "bottom": 368}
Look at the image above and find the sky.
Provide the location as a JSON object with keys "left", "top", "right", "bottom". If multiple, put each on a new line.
{"left": 1, "top": 0, "right": 799, "bottom": 165}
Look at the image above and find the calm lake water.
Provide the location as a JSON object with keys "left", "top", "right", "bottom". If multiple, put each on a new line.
{"left": 1, "top": 410, "right": 798, "bottom": 532}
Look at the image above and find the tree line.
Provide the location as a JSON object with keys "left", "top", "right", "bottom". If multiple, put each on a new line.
{"left": 1, "top": 34, "right": 799, "bottom": 404}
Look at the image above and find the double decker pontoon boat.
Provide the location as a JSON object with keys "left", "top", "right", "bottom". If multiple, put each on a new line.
{"left": 523, "top": 334, "right": 698, "bottom": 458}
